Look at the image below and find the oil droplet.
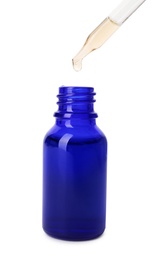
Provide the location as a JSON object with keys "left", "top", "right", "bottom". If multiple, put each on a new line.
{"left": 72, "top": 59, "right": 82, "bottom": 72}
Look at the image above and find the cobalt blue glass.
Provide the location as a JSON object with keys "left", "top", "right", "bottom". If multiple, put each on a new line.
{"left": 43, "top": 86, "right": 107, "bottom": 241}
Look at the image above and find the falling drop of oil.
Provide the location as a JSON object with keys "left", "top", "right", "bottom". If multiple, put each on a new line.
{"left": 72, "top": 59, "right": 82, "bottom": 72}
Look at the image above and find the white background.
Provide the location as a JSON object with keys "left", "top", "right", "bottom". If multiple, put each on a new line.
{"left": 0, "top": 0, "right": 163, "bottom": 259}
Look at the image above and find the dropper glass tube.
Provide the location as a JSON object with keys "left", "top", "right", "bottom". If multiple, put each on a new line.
{"left": 72, "top": 0, "right": 146, "bottom": 71}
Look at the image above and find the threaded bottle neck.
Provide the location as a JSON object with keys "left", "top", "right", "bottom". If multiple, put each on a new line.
{"left": 54, "top": 86, "right": 98, "bottom": 119}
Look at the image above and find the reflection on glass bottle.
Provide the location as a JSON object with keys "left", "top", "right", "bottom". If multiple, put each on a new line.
{"left": 43, "top": 86, "right": 107, "bottom": 241}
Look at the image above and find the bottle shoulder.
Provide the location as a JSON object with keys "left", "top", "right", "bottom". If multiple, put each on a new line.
{"left": 44, "top": 124, "right": 107, "bottom": 146}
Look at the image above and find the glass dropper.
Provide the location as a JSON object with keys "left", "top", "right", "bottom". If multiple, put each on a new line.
{"left": 72, "top": 0, "right": 146, "bottom": 71}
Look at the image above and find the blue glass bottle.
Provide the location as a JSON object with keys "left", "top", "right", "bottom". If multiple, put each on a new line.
{"left": 43, "top": 86, "right": 107, "bottom": 241}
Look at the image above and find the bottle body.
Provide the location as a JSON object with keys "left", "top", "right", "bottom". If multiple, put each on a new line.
{"left": 43, "top": 87, "right": 107, "bottom": 241}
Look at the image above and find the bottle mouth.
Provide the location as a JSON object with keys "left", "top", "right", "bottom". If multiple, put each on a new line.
{"left": 57, "top": 86, "right": 96, "bottom": 104}
{"left": 59, "top": 86, "right": 95, "bottom": 93}
{"left": 54, "top": 86, "right": 98, "bottom": 119}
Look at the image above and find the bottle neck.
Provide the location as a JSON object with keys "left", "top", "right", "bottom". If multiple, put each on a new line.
{"left": 54, "top": 86, "right": 98, "bottom": 123}
{"left": 56, "top": 117, "right": 96, "bottom": 127}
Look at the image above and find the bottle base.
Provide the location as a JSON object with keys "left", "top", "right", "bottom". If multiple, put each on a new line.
{"left": 43, "top": 226, "right": 105, "bottom": 241}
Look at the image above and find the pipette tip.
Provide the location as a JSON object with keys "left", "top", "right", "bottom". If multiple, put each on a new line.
{"left": 72, "top": 58, "right": 82, "bottom": 72}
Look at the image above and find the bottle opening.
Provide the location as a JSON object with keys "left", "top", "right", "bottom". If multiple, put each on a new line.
{"left": 54, "top": 86, "right": 98, "bottom": 119}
